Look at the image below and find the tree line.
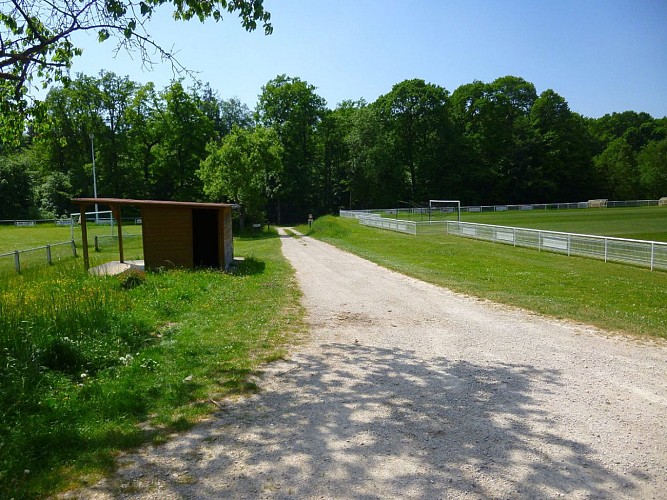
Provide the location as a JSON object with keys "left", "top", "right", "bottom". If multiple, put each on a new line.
{"left": 1, "top": 72, "right": 666, "bottom": 223}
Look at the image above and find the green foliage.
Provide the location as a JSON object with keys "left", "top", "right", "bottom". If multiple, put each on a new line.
{"left": 1, "top": 70, "right": 666, "bottom": 221}
{"left": 256, "top": 74, "right": 327, "bottom": 221}
{"left": 0, "top": 0, "right": 272, "bottom": 146}
{"left": 0, "top": 148, "right": 37, "bottom": 218}
{"left": 375, "top": 79, "right": 451, "bottom": 201}
{"left": 594, "top": 138, "right": 640, "bottom": 199}
{"left": 150, "top": 81, "right": 216, "bottom": 200}
{"left": 0, "top": 234, "right": 302, "bottom": 497}
{"left": 638, "top": 138, "right": 667, "bottom": 198}
{"left": 307, "top": 216, "right": 667, "bottom": 338}
{"left": 199, "top": 125, "right": 283, "bottom": 224}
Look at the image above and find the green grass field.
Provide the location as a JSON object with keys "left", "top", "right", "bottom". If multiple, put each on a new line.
{"left": 0, "top": 223, "right": 143, "bottom": 276}
{"left": 390, "top": 206, "right": 667, "bottom": 242}
{"left": 2, "top": 213, "right": 665, "bottom": 496}
{"left": 300, "top": 216, "right": 667, "bottom": 339}
{"left": 0, "top": 229, "right": 303, "bottom": 498}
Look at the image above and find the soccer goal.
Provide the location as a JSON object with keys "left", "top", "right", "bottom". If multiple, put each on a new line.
{"left": 70, "top": 210, "right": 115, "bottom": 240}
{"left": 429, "top": 200, "right": 461, "bottom": 222}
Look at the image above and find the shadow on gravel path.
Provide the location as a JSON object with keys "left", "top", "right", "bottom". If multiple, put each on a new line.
{"left": 94, "top": 343, "right": 631, "bottom": 499}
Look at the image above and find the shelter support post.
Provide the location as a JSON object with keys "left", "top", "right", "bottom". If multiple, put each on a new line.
{"left": 80, "top": 208, "right": 90, "bottom": 271}
{"left": 111, "top": 205, "right": 124, "bottom": 263}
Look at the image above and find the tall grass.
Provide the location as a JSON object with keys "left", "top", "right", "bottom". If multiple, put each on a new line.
{"left": 301, "top": 216, "right": 667, "bottom": 338}
{"left": 0, "top": 230, "right": 303, "bottom": 498}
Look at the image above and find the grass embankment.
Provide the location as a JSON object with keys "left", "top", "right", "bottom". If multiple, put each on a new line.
{"left": 0, "top": 230, "right": 303, "bottom": 498}
{"left": 300, "top": 216, "right": 667, "bottom": 338}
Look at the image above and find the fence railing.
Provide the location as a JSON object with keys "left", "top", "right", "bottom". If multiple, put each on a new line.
{"left": 446, "top": 221, "right": 667, "bottom": 271}
{"left": 0, "top": 241, "right": 77, "bottom": 274}
{"left": 0, "top": 217, "right": 143, "bottom": 226}
{"left": 359, "top": 215, "right": 416, "bottom": 235}
{"left": 92, "top": 233, "right": 141, "bottom": 252}
{"left": 340, "top": 199, "right": 664, "bottom": 219}
{"left": 352, "top": 214, "right": 666, "bottom": 271}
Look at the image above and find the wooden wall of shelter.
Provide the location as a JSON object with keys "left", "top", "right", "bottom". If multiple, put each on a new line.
{"left": 72, "top": 198, "right": 234, "bottom": 271}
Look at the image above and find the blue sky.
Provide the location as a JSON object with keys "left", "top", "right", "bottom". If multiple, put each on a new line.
{"left": 67, "top": 0, "right": 667, "bottom": 118}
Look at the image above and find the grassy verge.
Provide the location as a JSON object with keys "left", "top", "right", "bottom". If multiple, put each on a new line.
{"left": 299, "top": 216, "right": 666, "bottom": 339}
{"left": 0, "top": 230, "right": 303, "bottom": 498}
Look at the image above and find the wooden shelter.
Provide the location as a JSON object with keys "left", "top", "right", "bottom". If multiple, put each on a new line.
{"left": 72, "top": 198, "right": 234, "bottom": 272}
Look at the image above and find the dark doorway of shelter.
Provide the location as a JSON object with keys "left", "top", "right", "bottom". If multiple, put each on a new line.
{"left": 193, "top": 209, "right": 219, "bottom": 268}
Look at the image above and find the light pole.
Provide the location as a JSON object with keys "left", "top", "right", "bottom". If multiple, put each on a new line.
{"left": 89, "top": 133, "right": 99, "bottom": 223}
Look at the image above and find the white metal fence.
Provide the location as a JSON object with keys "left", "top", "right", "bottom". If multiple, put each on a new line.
{"left": 358, "top": 214, "right": 417, "bottom": 234}
{"left": 340, "top": 199, "right": 663, "bottom": 219}
{"left": 445, "top": 221, "right": 667, "bottom": 271}
{"left": 352, "top": 213, "right": 667, "bottom": 271}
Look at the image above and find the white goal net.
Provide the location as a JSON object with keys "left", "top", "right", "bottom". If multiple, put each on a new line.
{"left": 429, "top": 200, "right": 461, "bottom": 222}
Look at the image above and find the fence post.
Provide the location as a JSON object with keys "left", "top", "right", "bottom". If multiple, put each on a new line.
{"left": 71, "top": 240, "right": 77, "bottom": 258}
{"left": 651, "top": 242, "right": 655, "bottom": 271}
{"left": 46, "top": 244, "right": 52, "bottom": 264}
{"left": 14, "top": 250, "right": 20, "bottom": 273}
{"left": 568, "top": 234, "right": 571, "bottom": 257}
{"left": 604, "top": 239, "right": 608, "bottom": 263}
{"left": 95, "top": 235, "right": 100, "bottom": 252}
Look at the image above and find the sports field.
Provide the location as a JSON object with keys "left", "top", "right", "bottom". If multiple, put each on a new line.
{"left": 391, "top": 206, "right": 667, "bottom": 242}
{"left": 0, "top": 222, "right": 143, "bottom": 275}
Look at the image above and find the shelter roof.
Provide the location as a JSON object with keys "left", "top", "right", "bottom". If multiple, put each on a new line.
{"left": 72, "top": 198, "right": 234, "bottom": 209}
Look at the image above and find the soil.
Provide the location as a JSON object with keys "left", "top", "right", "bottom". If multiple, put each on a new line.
{"left": 65, "top": 230, "right": 667, "bottom": 499}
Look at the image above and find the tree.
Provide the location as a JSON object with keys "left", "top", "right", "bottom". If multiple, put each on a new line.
{"left": 150, "top": 80, "right": 215, "bottom": 200}
{"left": 638, "top": 138, "right": 667, "bottom": 198}
{"left": 530, "top": 89, "right": 594, "bottom": 202}
{"left": 219, "top": 96, "right": 254, "bottom": 135}
{"left": 34, "top": 74, "right": 106, "bottom": 199}
{"left": 588, "top": 111, "right": 657, "bottom": 150}
{"left": 0, "top": 0, "right": 272, "bottom": 144}
{"left": 344, "top": 103, "right": 405, "bottom": 208}
{"left": 123, "top": 81, "right": 160, "bottom": 198}
{"left": 35, "top": 170, "right": 72, "bottom": 217}
{"left": 96, "top": 71, "right": 138, "bottom": 197}
{"left": 375, "top": 79, "right": 450, "bottom": 202}
{"left": 199, "top": 125, "right": 282, "bottom": 226}
{"left": 256, "top": 74, "right": 326, "bottom": 222}
{"left": 593, "top": 138, "right": 640, "bottom": 200}
{"left": 0, "top": 147, "right": 36, "bottom": 218}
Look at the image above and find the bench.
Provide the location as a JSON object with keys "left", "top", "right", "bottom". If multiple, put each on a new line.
{"left": 588, "top": 199, "right": 608, "bottom": 208}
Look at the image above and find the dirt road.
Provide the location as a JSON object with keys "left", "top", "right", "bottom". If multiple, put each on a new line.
{"left": 78, "top": 230, "right": 667, "bottom": 499}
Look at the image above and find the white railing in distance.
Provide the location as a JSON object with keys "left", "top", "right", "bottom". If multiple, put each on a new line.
{"left": 446, "top": 221, "right": 667, "bottom": 271}
{"left": 359, "top": 215, "right": 417, "bottom": 235}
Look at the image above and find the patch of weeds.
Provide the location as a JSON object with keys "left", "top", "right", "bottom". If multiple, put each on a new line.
{"left": 118, "top": 269, "right": 147, "bottom": 290}
{"left": 39, "top": 336, "right": 86, "bottom": 375}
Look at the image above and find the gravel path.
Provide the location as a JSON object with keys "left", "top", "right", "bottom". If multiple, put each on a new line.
{"left": 74, "top": 230, "right": 667, "bottom": 499}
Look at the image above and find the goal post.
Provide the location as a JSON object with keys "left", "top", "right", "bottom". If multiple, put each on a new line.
{"left": 70, "top": 210, "right": 115, "bottom": 241}
{"left": 429, "top": 200, "right": 461, "bottom": 222}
